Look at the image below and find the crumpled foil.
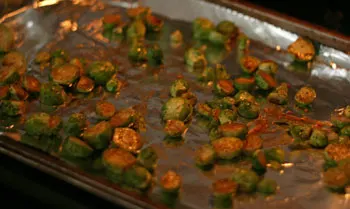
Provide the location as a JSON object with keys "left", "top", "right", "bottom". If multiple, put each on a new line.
{"left": 1, "top": 0, "right": 350, "bottom": 209}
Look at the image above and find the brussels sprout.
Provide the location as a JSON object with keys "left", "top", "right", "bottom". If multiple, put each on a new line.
{"left": 50, "top": 64, "right": 80, "bottom": 86}
{"left": 0, "top": 100, "right": 26, "bottom": 116}
{"left": 110, "top": 107, "right": 137, "bottom": 128}
{"left": 287, "top": 37, "right": 315, "bottom": 62}
{"left": 258, "top": 60, "right": 278, "bottom": 76}
{"left": 309, "top": 129, "right": 328, "bottom": 148}
{"left": 264, "top": 147, "right": 285, "bottom": 163}
{"left": 0, "top": 24, "right": 14, "bottom": 52}
{"left": 240, "top": 56, "right": 260, "bottom": 74}
{"left": 339, "top": 136, "right": 350, "bottom": 144}
{"left": 22, "top": 75, "right": 41, "bottom": 95}
{"left": 75, "top": 76, "right": 95, "bottom": 93}
{"left": 70, "top": 58, "right": 85, "bottom": 74}
{"left": 340, "top": 126, "right": 350, "bottom": 137}
{"left": 3, "top": 51, "right": 27, "bottom": 75}
{"left": 63, "top": 113, "right": 87, "bottom": 137}
{"left": 112, "top": 128, "right": 143, "bottom": 153}
{"left": 214, "top": 122, "right": 248, "bottom": 140}
{"left": 196, "top": 103, "right": 212, "bottom": 119}
{"left": 95, "top": 101, "right": 116, "bottom": 120}
{"left": 128, "top": 41, "right": 148, "bottom": 64}
{"left": 160, "top": 170, "right": 182, "bottom": 193}
{"left": 207, "top": 97, "right": 235, "bottom": 110}
{"left": 147, "top": 43, "right": 163, "bottom": 66}
{"left": 234, "top": 90, "right": 255, "bottom": 104}
{"left": 212, "top": 137, "right": 243, "bottom": 160}
{"left": 199, "top": 64, "right": 230, "bottom": 82}
{"left": 24, "top": 113, "right": 62, "bottom": 136}
{"left": 145, "top": 15, "right": 164, "bottom": 33}
{"left": 161, "top": 97, "right": 193, "bottom": 122}
{"left": 126, "top": 20, "right": 146, "bottom": 40}
{"left": 9, "top": 84, "right": 29, "bottom": 100}
{"left": 50, "top": 57, "right": 66, "bottom": 69}
{"left": 51, "top": 49, "right": 69, "bottom": 60}
{"left": 331, "top": 113, "right": 350, "bottom": 129}
{"left": 180, "top": 91, "right": 197, "bottom": 107}
{"left": 251, "top": 150, "right": 267, "bottom": 175}
{"left": 323, "top": 167, "right": 349, "bottom": 193}
{"left": 267, "top": 83, "right": 289, "bottom": 105}
{"left": 327, "top": 131, "right": 339, "bottom": 144}
{"left": 137, "top": 146, "right": 158, "bottom": 172}
{"left": 255, "top": 70, "right": 277, "bottom": 90}
{"left": 39, "top": 82, "right": 67, "bottom": 106}
{"left": 87, "top": 61, "right": 116, "bottom": 85}
{"left": 192, "top": 17, "right": 215, "bottom": 40}
{"left": 257, "top": 179, "right": 278, "bottom": 195}
{"left": 290, "top": 123, "right": 312, "bottom": 142}
{"left": 83, "top": 121, "right": 112, "bottom": 150}
{"left": 102, "top": 148, "right": 136, "bottom": 183}
{"left": 195, "top": 144, "right": 216, "bottom": 170}
{"left": 344, "top": 106, "right": 350, "bottom": 119}
{"left": 170, "top": 30, "right": 183, "bottom": 47}
{"left": 20, "top": 133, "right": 62, "bottom": 153}
{"left": 124, "top": 165, "right": 152, "bottom": 190}
{"left": 170, "top": 79, "right": 189, "bottom": 98}
{"left": 212, "top": 178, "right": 237, "bottom": 209}
{"left": 216, "top": 20, "right": 237, "bottom": 38}
{"left": 184, "top": 48, "right": 207, "bottom": 69}
{"left": 325, "top": 144, "right": 350, "bottom": 162}
{"left": 105, "top": 74, "right": 122, "bottom": 93}
{"left": 35, "top": 51, "right": 51, "bottom": 64}
{"left": 103, "top": 14, "right": 121, "bottom": 27}
{"left": 234, "top": 76, "right": 255, "bottom": 91}
{"left": 218, "top": 109, "right": 237, "bottom": 125}
{"left": 244, "top": 134, "right": 263, "bottom": 156}
{"left": 0, "top": 86, "right": 9, "bottom": 99}
{"left": 214, "top": 80, "right": 235, "bottom": 97}
{"left": 0, "top": 66, "right": 20, "bottom": 85}
{"left": 294, "top": 86, "right": 316, "bottom": 108}
{"left": 208, "top": 30, "right": 228, "bottom": 45}
{"left": 237, "top": 101, "right": 260, "bottom": 119}
{"left": 60, "top": 136, "right": 93, "bottom": 158}
{"left": 126, "top": 7, "right": 150, "bottom": 20}
{"left": 236, "top": 33, "right": 249, "bottom": 57}
{"left": 164, "top": 120, "right": 186, "bottom": 138}
{"left": 231, "top": 168, "right": 259, "bottom": 193}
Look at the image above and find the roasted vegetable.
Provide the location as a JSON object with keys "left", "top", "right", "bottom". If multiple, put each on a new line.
{"left": 258, "top": 60, "right": 278, "bottom": 76}
{"left": 325, "top": 143, "right": 350, "bottom": 162}
{"left": 212, "top": 179, "right": 237, "bottom": 209}
{"left": 35, "top": 51, "right": 51, "bottom": 64}
{"left": 0, "top": 100, "right": 26, "bottom": 116}
{"left": 290, "top": 123, "right": 312, "bottom": 141}
{"left": 207, "top": 96, "right": 235, "bottom": 110}
{"left": 160, "top": 170, "right": 182, "bottom": 193}
{"left": 0, "top": 66, "right": 20, "bottom": 85}
{"left": 331, "top": 113, "right": 350, "bottom": 130}
{"left": 124, "top": 165, "right": 152, "bottom": 190}
{"left": 63, "top": 112, "right": 87, "bottom": 137}
{"left": 309, "top": 129, "right": 328, "bottom": 148}
{"left": 164, "top": 120, "right": 186, "bottom": 138}
{"left": 170, "top": 79, "right": 189, "bottom": 98}
{"left": 240, "top": 56, "right": 260, "bottom": 74}
{"left": 184, "top": 48, "right": 207, "bottom": 69}
{"left": 195, "top": 144, "right": 216, "bottom": 170}
{"left": 112, "top": 128, "right": 143, "bottom": 153}
{"left": 147, "top": 43, "right": 163, "bottom": 66}
{"left": 214, "top": 80, "right": 235, "bottom": 97}
{"left": 288, "top": 37, "right": 315, "bottom": 62}
{"left": 128, "top": 41, "right": 148, "bottom": 64}
{"left": 251, "top": 150, "right": 267, "bottom": 175}
{"left": 126, "top": 7, "right": 150, "bottom": 20}
{"left": 208, "top": 30, "right": 228, "bottom": 45}
{"left": 0, "top": 86, "right": 9, "bottom": 99}
{"left": 87, "top": 61, "right": 116, "bottom": 85}
{"left": 234, "top": 90, "right": 255, "bottom": 104}
{"left": 244, "top": 134, "right": 263, "bottom": 156}
{"left": 216, "top": 20, "right": 237, "bottom": 38}
{"left": 51, "top": 49, "right": 69, "bottom": 60}
{"left": 264, "top": 147, "right": 285, "bottom": 163}
{"left": 234, "top": 76, "right": 255, "bottom": 91}
{"left": 20, "top": 133, "right": 62, "bottom": 153}
{"left": 192, "top": 17, "right": 214, "bottom": 41}
{"left": 218, "top": 109, "right": 237, "bottom": 125}
{"left": 83, "top": 121, "right": 112, "bottom": 150}
{"left": 50, "top": 64, "right": 80, "bottom": 86}
{"left": 161, "top": 97, "right": 193, "bottom": 122}
{"left": 237, "top": 101, "right": 260, "bottom": 119}
{"left": 110, "top": 108, "right": 137, "bottom": 128}
{"left": 294, "top": 86, "right": 316, "bottom": 108}
{"left": 196, "top": 103, "right": 212, "bottom": 119}
{"left": 145, "top": 15, "right": 164, "bottom": 33}
{"left": 60, "top": 136, "right": 93, "bottom": 158}
{"left": 95, "top": 101, "right": 116, "bottom": 120}
{"left": 323, "top": 167, "right": 349, "bottom": 193}
{"left": 327, "top": 131, "right": 339, "bottom": 144}
{"left": 24, "top": 113, "right": 62, "bottom": 136}
{"left": 257, "top": 179, "right": 278, "bottom": 195}
{"left": 3, "top": 51, "right": 27, "bottom": 75}
{"left": 344, "top": 106, "right": 350, "bottom": 118}
{"left": 70, "top": 58, "right": 85, "bottom": 75}
{"left": 126, "top": 20, "right": 146, "bottom": 40}
{"left": 231, "top": 168, "right": 259, "bottom": 193}
{"left": 211, "top": 123, "right": 248, "bottom": 140}
{"left": 339, "top": 136, "right": 350, "bottom": 144}
{"left": 180, "top": 91, "right": 197, "bottom": 106}
{"left": 137, "top": 146, "right": 158, "bottom": 172}
{"left": 51, "top": 57, "right": 66, "bottom": 69}
{"left": 102, "top": 14, "right": 121, "bottom": 29}
{"left": 105, "top": 74, "right": 122, "bottom": 93}
{"left": 170, "top": 30, "right": 183, "bottom": 47}
{"left": 212, "top": 137, "right": 243, "bottom": 160}
{"left": 236, "top": 33, "right": 249, "bottom": 57}
{"left": 39, "top": 82, "right": 67, "bottom": 106}
{"left": 0, "top": 24, "right": 15, "bottom": 52}
{"left": 255, "top": 70, "right": 277, "bottom": 90}
{"left": 22, "top": 75, "right": 41, "bottom": 95}
{"left": 9, "top": 84, "right": 29, "bottom": 100}
{"left": 199, "top": 64, "right": 230, "bottom": 82}
{"left": 340, "top": 126, "right": 350, "bottom": 137}
{"left": 267, "top": 83, "right": 289, "bottom": 105}
{"left": 76, "top": 76, "right": 95, "bottom": 93}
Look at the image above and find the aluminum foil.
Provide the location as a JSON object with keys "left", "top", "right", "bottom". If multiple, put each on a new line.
{"left": 1, "top": 0, "right": 350, "bottom": 209}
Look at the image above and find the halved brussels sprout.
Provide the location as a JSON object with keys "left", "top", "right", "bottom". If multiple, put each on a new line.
{"left": 212, "top": 178, "right": 237, "bottom": 209}
{"left": 3, "top": 51, "right": 27, "bottom": 75}
{"left": 128, "top": 41, "right": 148, "bottom": 64}
{"left": 218, "top": 108, "right": 237, "bottom": 125}
{"left": 0, "top": 100, "right": 26, "bottom": 116}
{"left": 70, "top": 58, "right": 85, "bottom": 75}
{"left": 234, "top": 90, "right": 255, "bottom": 104}
{"left": 218, "top": 122, "right": 248, "bottom": 140}
{"left": 309, "top": 129, "right": 328, "bottom": 148}
{"left": 208, "top": 30, "right": 228, "bottom": 45}
{"left": 258, "top": 60, "right": 278, "bottom": 76}
{"left": 184, "top": 48, "right": 207, "bottom": 69}
{"left": 290, "top": 123, "right": 312, "bottom": 141}
{"left": 9, "top": 84, "right": 29, "bottom": 100}
{"left": 211, "top": 137, "right": 243, "bottom": 160}
{"left": 105, "top": 74, "right": 122, "bottom": 93}
{"left": 267, "top": 83, "right": 288, "bottom": 105}
{"left": 287, "top": 37, "right": 315, "bottom": 62}
{"left": 0, "top": 24, "right": 14, "bottom": 52}
{"left": 195, "top": 144, "right": 216, "bottom": 170}
{"left": 126, "top": 7, "right": 150, "bottom": 20}
{"left": 24, "top": 112, "right": 62, "bottom": 136}
{"left": 251, "top": 150, "right": 267, "bottom": 175}
{"left": 83, "top": 121, "right": 112, "bottom": 150}
{"left": 192, "top": 17, "right": 214, "bottom": 40}
{"left": 103, "top": 14, "right": 121, "bottom": 27}
{"left": 51, "top": 49, "right": 69, "bottom": 60}
{"left": 327, "top": 131, "right": 339, "bottom": 144}
{"left": 0, "top": 86, "right": 9, "bottom": 99}
{"left": 137, "top": 146, "right": 158, "bottom": 172}
{"left": 126, "top": 20, "right": 146, "bottom": 40}
{"left": 214, "top": 79, "right": 235, "bottom": 97}
{"left": 180, "top": 91, "right": 197, "bottom": 107}
{"left": 237, "top": 101, "right": 260, "bottom": 119}
{"left": 35, "top": 51, "right": 51, "bottom": 64}
{"left": 257, "top": 179, "right": 278, "bottom": 195}
{"left": 170, "top": 30, "right": 183, "bottom": 47}
{"left": 331, "top": 113, "right": 350, "bottom": 130}
{"left": 264, "top": 147, "right": 285, "bottom": 163}
{"left": 237, "top": 33, "right": 249, "bottom": 57}
{"left": 63, "top": 112, "right": 87, "bottom": 137}
{"left": 199, "top": 64, "right": 230, "bottom": 82}
{"left": 164, "top": 120, "right": 186, "bottom": 138}
{"left": 146, "top": 15, "right": 164, "bottom": 33}
{"left": 216, "top": 20, "right": 237, "bottom": 38}
{"left": 207, "top": 96, "right": 235, "bottom": 110}
{"left": 231, "top": 168, "right": 259, "bottom": 193}
{"left": 340, "top": 126, "right": 350, "bottom": 137}
{"left": 244, "top": 134, "right": 263, "bottom": 156}
{"left": 124, "top": 165, "right": 152, "bottom": 190}
{"left": 39, "top": 82, "right": 67, "bottom": 106}
{"left": 344, "top": 105, "right": 350, "bottom": 119}
{"left": 234, "top": 76, "right": 255, "bottom": 91}
{"left": 51, "top": 57, "right": 66, "bottom": 69}
{"left": 160, "top": 170, "right": 182, "bottom": 193}
{"left": 325, "top": 143, "right": 350, "bottom": 162}
{"left": 50, "top": 64, "right": 80, "bottom": 86}
{"left": 255, "top": 70, "right": 277, "bottom": 90}
{"left": 196, "top": 103, "right": 212, "bottom": 119}
{"left": 110, "top": 107, "right": 137, "bottom": 128}
{"left": 294, "top": 86, "right": 316, "bottom": 108}
{"left": 323, "top": 167, "right": 349, "bottom": 193}
{"left": 170, "top": 79, "right": 189, "bottom": 98}
{"left": 95, "top": 101, "right": 116, "bottom": 120}
{"left": 22, "top": 75, "right": 41, "bottom": 95}
{"left": 61, "top": 136, "right": 93, "bottom": 158}
{"left": 76, "top": 76, "right": 95, "bottom": 93}
{"left": 147, "top": 43, "right": 163, "bottom": 66}
{"left": 88, "top": 61, "right": 116, "bottom": 85}
{"left": 112, "top": 128, "right": 143, "bottom": 153}
{"left": 161, "top": 97, "right": 193, "bottom": 122}
{"left": 0, "top": 66, "right": 20, "bottom": 85}
{"left": 240, "top": 56, "right": 260, "bottom": 74}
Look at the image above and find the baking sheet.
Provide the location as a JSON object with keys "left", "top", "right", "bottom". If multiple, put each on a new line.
{"left": 0, "top": 0, "right": 350, "bottom": 209}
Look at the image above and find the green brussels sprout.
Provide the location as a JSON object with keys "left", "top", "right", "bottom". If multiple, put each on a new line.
{"left": 0, "top": 66, "right": 20, "bottom": 85}
{"left": 244, "top": 134, "right": 263, "bottom": 156}
{"left": 287, "top": 37, "right": 315, "bottom": 62}
{"left": 105, "top": 74, "right": 122, "bottom": 93}
{"left": 147, "top": 43, "right": 163, "bottom": 66}
{"left": 124, "top": 165, "right": 152, "bottom": 190}
{"left": 110, "top": 107, "right": 137, "bottom": 128}
{"left": 63, "top": 113, "right": 87, "bottom": 137}
{"left": 258, "top": 60, "right": 278, "bottom": 76}
{"left": 170, "top": 79, "right": 189, "bottom": 98}
{"left": 184, "top": 48, "right": 207, "bottom": 69}
{"left": 9, "top": 84, "right": 29, "bottom": 100}
{"left": 24, "top": 113, "right": 62, "bottom": 136}
{"left": 51, "top": 57, "right": 66, "bottom": 69}
{"left": 237, "top": 101, "right": 260, "bottom": 119}
{"left": 22, "top": 75, "right": 41, "bottom": 95}
{"left": 309, "top": 129, "right": 328, "bottom": 148}
{"left": 145, "top": 15, "right": 164, "bottom": 33}
{"left": 0, "top": 100, "right": 26, "bottom": 116}
{"left": 35, "top": 51, "right": 51, "bottom": 64}
{"left": 126, "top": 20, "right": 146, "bottom": 40}
{"left": 236, "top": 33, "right": 249, "bottom": 57}
{"left": 161, "top": 97, "right": 193, "bottom": 122}
{"left": 216, "top": 20, "right": 237, "bottom": 38}
{"left": 170, "top": 30, "right": 183, "bottom": 47}
{"left": 323, "top": 167, "right": 349, "bottom": 193}
{"left": 160, "top": 170, "right": 182, "bottom": 193}
{"left": 255, "top": 70, "right": 278, "bottom": 90}
{"left": 327, "top": 131, "right": 339, "bottom": 144}
{"left": 0, "top": 86, "right": 9, "bottom": 99}
{"left": 137, "top": 146, "right": 158, "bottom": 172}
{"left": 39, "top": 82, "right": 67, "bottom": 106}
{"left": 195, "top": 144, "right": 216, "bottom": 170}
{"left": 240, "top": 56, "right": 260, "bottom": 74}
{"left": 83, "top": 121, "right": 112, "bottom": 150}
{"left": 212, "top": 178, "right": 237, "bottom": 209}
{"left": 294, "top": 86, "right": 316, "bottom": 108}
{"left": 128, "top": 41, "right": 148, "bottom": 64}
{"left": 264, "top": 147, "right": 285, "bottom": 163}
{"left": 344, "top": 106, "right": 350, "bottom": 118}
{"left": 257, "top": 179, "right": 278, "bottom": 195}
{"left": 70, "top": 58, "right": 85, "bottom": 75}
{"left": 95, "top": 101, "right": 116, "bottom": 120}
{"left": 213, "top": 122, "right": 248, "bottom": 140}
{"left": 340, "top": 126, "right": 350, "bottom": 136}
{"left": 267, "top": 83, "right": 289, "bottom": 105}
{"left": 331, "top": 113, "right": 350, "bottom": 129}
{"left": 251, "top": 150, "right": 267, "bottom": 175}
{"left": 290, "top": 123, "right": 312, "bottom": 141}
{"left": 231, "top": 168, "right": 259, "bottom": 193}
{"left": 196, "top": 103, "right": 212, "bottom": 119}
{"left": 126, "top": 7, "right": 150, "bottom": 20}
{"left": 208, "top": 30, "right": 228, "bottom": 45}
{"left": 324, "top": 143, "right": 350, "bottom": 162}
{"left": 199, "top": 64, "right": 230, "bottom": 82}
{"left": 51, "top": 49, "right": 69, "bottom": 60}
{"left": 234, "top": 76, "right": 255, "bottom": 91}
{"left": 234, "top": 90, "right": 255, "bottom": 104}
{"left": 192, "top": 17, "right": 215, "bottom": 40}
{"left": 338, "top": 160, "right": 350, "bottom": 179}
{"left": 87, "top": 61, "right": 116, "bottom": 85}
{"left": 207, "top": 96, "right": 235, "bottom": 110}
{"left": 102, "top": 148, "right": 136, "bottom": 183}
{"left": 20, "top": 133, "right": 62, "bottom": 153}
{"left": 218, "top": 109, "right": 237, "bottom": 125}
{"left": 164, "top": 120, "right": 186, "bottom": 138}
{"left": 180, "top": 91, "right": 197, "bottom": 106}
{"left": 3, "top": 51, "right": 27, "bottom": 75}
{"left": 50, "top": 64, "right": 80, "bottom": 86}
{"left": 212, "top": 137, "right": 243, "bottom": 160}
{"left": 112, "top": 128, "right": 143, "bottom": 153}
{"left": 0, "top": 24, "right": 15, "bottom": 52}
{"left": 60, "top": 136, "right": 93, "bottom": 158}
{"left": 214, "top": 79, "right": 235, "bottom": 97}
{"left": 75, "top": 76, "right": 95, "bottom": 93}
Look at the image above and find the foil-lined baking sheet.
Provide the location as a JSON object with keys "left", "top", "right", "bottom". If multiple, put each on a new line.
{"left": 0, "top": 0, "right": 350, "bottom": 209}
